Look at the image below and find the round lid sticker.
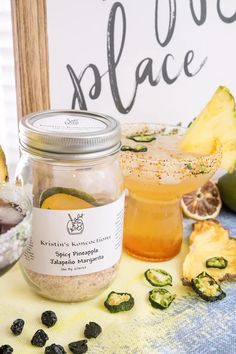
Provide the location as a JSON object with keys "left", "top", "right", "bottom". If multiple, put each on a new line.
{"left": 33, "top": 114, "right": 107, "bottom": 133}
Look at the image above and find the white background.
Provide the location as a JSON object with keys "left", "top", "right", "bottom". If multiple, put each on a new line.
{"left": 0, "top": 0, "right": 18, "bottom": 176}
{"left": 47, "top": 0, "right": 236, "bottom": 126}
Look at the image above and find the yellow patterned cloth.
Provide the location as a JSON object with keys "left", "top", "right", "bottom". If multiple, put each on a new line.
{"left": 1, "top": 225, "right": 236, "bottom": 354}
{"left": 0, "top": 243, "right": 188, "bottom": 353}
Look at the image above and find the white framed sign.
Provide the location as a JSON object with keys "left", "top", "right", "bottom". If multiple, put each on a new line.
{"left": 12, "top": 1, "right": 236, "bottom": 125}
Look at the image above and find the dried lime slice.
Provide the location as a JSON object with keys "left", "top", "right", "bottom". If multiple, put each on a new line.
{"left": 181, "top": 181, "right": 222, "bottom": 220}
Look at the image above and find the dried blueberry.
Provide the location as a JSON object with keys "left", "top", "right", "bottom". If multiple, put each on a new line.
{"left": 68, "top": 340, "right": 88, "bottom": 354}
{"left": 10, "top": 318, "right": 25, "bottom": 335}
{"left": 41, "top": 310, "right": 58, "bottom": 328}
{"left": 31, "top": 329, "right": 49, "bottom": 347}
{"left": 84, "top": 322, "right": 102, "bottom": 339}
{"left": 44, "top": 343, "right": 66, "bottom": 354}
{"left": 0, "top": 345, "right": 13, "bottom": 354}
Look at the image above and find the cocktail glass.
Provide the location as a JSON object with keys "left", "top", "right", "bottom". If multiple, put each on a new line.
{"left": 120, "top": 123, "right": 222, "bottom": 261}
{"left": 0, "top": 183, "right": 32, "bottom": 276}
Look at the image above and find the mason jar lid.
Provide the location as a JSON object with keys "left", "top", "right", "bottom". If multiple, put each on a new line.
{"left": 19, "top": 110, "right": 121, "bottom": 160}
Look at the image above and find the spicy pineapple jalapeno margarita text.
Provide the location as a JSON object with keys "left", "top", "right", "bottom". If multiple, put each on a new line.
{"left": 120, "top": 124, "right": 221, "bottom": 261}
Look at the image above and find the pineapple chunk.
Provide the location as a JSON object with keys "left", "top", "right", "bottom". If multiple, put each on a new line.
{"left": 180, "top": 86, "right": 236, "bottom": 172}
{"left": 0, "top": 145, "right": 8, "bottom": 182}
{"left": 182, "top": 220, "right": 236, "bottom": 283}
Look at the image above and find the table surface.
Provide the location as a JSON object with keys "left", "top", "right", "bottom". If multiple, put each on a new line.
{"left": 0, "top": 208, "right": 236, "bottom": 354}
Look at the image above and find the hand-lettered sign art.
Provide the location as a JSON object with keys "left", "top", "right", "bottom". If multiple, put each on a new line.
{"left": 46, "top": 1, "right": 236, "bottom": 125}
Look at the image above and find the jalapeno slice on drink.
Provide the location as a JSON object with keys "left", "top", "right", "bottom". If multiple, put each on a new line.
{"left": 145, "top": 269, "right": 172, "bottom": 287}
{"left": 121, "top": 145, "right": 148, "bottom": 152}
{"left": 206, "top": 256, "right": 228, "bottom": 269}
{"left": 191, "top": 272, "right": 226, "bottom": 302}
{"left": 148, "top": 288, "right": 176, "bottom": 310}
{"left": 127, "top": 134, "right": 156, "bottom": 143}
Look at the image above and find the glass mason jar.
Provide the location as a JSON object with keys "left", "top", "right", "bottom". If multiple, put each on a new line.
{"left": 16, "top": 110, "right": 124, "bottom": 302}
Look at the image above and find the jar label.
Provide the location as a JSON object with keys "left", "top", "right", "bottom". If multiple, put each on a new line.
{"left": 21, "top": 193, "right": 125, "bottom": 276}
{"left": 33, "top": 114, "right": 106, "bottom": 133}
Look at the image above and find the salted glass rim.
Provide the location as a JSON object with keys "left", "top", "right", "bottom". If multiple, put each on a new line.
{"left": 120, "top": 122, "right": 222, "bottom": 167}
{"left": 0, "top": 182, "right": 32, "bottom": 245}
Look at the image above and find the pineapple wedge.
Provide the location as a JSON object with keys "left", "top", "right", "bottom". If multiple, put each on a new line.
{"left": 180, "top": 86, "right": 236, "bottom": 172}
{"left": 0, "top": 145, "right": 8, "bottom": 182}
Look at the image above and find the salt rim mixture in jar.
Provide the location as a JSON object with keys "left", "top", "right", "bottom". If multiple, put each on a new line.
{"left": 16, "top": 110, "right": 124, "bottom": 302}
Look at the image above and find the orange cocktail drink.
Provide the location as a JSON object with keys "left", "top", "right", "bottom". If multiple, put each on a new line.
{"left": 121, "top": 124, "right": 221, "bottom": 261}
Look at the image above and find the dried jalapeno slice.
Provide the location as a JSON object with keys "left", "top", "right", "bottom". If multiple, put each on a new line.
{"left": 206, "top": 256, "right": 228, "bottom": 269}
{"left": 191, "top": 271, "right": 226, "bottom": 302}
{"left": 144, "top": 268, "right": 172, "bottom": 287}
{"left": 127, "top": 134, "right": 156, "bottom": 143}
{"left": 121, "top": 145, "right": 148, "bottom": 152}
{"left": 104, "top": 291, "right": 134, "bottom": 313}
{"left": 148, "top": 288, "right": 176, "bottom": 310}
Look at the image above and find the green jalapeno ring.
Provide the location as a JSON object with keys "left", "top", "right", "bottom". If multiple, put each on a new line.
{"left": 191, "top": 271, "right": 226, "bottom": 302}
{"left": 127, "top": 134, "right": 156, "bottom": 143}
{"left": 148, "top": 288, "right": 176, "bottom": 310}
{"left": 121, "top": 145, "right": 148, "bottom": 152}
{"left": 145, "top": 268, "right": 172, "bottom": 287}
{"left": 104, "top": 291, "right": 135, "bottom": 313}
{"left": 206, "top": 256, "right": 228, "bottom": 269}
